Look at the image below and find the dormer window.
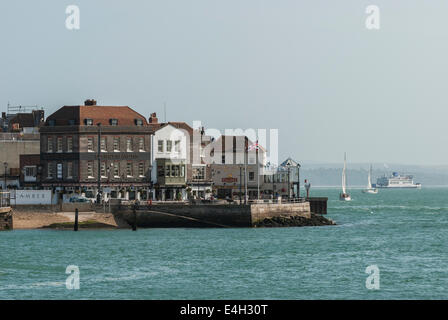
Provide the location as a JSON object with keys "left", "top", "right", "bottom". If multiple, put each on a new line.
{"left": 85, "top": 119, "right": 93, "bottom": 126}
{"left": 110, "top": 119, "right": 118, "bottom": 126}
{"left": 135, "top": 119, "right": 143, "bottom": 126}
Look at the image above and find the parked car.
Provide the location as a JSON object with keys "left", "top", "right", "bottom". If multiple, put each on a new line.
{"left": 69, "top": 195, "right": 92, "bottom": 203}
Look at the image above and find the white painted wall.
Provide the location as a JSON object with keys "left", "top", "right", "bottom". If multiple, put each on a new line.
{"left": 14, "top": 190, "right": 53, "bottom": 205}
{"left": 151, "top": 124, "right": 188, "bottom": 184}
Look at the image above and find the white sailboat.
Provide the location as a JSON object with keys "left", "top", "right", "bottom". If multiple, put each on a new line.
{"left": 362, "top": 165, "right": 378, "bottom": 194}
{"left": 339, "top": 153, "right": 351, "bottom": 201}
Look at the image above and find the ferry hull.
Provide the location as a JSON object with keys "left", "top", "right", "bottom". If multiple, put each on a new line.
{"left": 377, "top": 185, "right": 421, "bottom": 189}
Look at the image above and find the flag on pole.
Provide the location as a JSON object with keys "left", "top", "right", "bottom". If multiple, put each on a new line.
{"left": 247, "top": 140, "right": 259, "bottom": 151}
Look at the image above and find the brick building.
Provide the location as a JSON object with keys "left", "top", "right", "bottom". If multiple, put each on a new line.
{"left": 39, "top": 99, "right": 153, "bottom": 201}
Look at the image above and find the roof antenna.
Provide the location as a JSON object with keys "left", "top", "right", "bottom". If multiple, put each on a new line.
{"left": 164, "top": 102, "right": 167, "bottom": 123}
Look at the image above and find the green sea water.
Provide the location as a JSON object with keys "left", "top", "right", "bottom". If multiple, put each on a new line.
{"left": 1, "top": 187, "right": 448, "bottom": 300}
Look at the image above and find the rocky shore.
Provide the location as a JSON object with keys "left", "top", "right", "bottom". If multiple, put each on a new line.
{"left": 254, "top": 213, "right": 336, "bottom": 228}
{"left": 43, "top": 220, "right": 118, "bottom": 230}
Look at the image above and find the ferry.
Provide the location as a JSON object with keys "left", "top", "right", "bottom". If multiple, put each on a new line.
{"left": 376, "top": 172, "right": 421, "bottom": 189}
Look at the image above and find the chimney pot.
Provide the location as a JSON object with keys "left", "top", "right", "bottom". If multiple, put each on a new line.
{"left": 149, "top": 112, "right": 158, "bottom": 123}
{"left": 84, "top": 99, "right": 97, "bottom": 106}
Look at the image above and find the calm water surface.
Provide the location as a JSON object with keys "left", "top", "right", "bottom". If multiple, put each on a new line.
{"left": 1, "top": 187, "right": 448, "bottom": 299}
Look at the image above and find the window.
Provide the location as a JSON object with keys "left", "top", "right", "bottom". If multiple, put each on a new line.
{"left": 57, "top": 137, "right": 63, "bottom": 152}
{"left": 48, "top": 120, "right": 55, "bottom": 126}
{"left": 87, "top": 137, "right": 94, "bottom": 152}
{"left": 135, "top": 119, "right": 143, "bottom": 126}
{"left": 47, "top": 137, "right": 53, "bottom": 153}
{"left": 138, "top": 137, "right": 144, "bottom": 151}
{"left": 67, "top": 137, "right": 73, "bottom": 152}
{"left": 113, "top": 137, "right": 120, "bottom": 152}
{"left": 175, "top": 140, "right": 180, "bottom": 152}
{"left": 110, "top": 119, "right": 118, "bottom": 126}
{"left": 101, "top": 137, "right": 107, "bottom": 152}
{"left": 68, "top": 119, "right": 75, "bottom": 125}
{"left": 222, "top": 155, "right": 225, "bottom": 164}
{"left": 174, "top": 165, "right": 180, "bottom": 177}
{"left": 101, "top": 162, "right": 107, "bottom": 178}
{"left": 87, "top": 161, "right": 94, "bottom": 178}
{"left": 181, "top": 165, "right": 185, "bottom": 177}
{"left": 126, "top": 137, "right": 133, "bottom": 152}
{"left": 126, "top": 162, "right": 133, "bottom": 177}
{"left": 47, "top": 162, "right": 54, "bottom": 178}
{"left": 166, "top": 140, "right": 172, "bottom": 152}
{"left": 192, "top": 166, "right": 205, "bottom": 180}
{"left": 138, "top": 162, "right": 144, "bottom": 177}
{"left": 67, "top": 162, "right": 73, "bottom": 179}
{"left": 166, "top": 165, "right": 171, "bottom": 177}
{"left": 249, "top": 171, "right": 255, "bottom": 181}
{"left": 85, "top": 119, "right": 93, "bottom": 126}
{"left": 25, "top": 166, "right": 36, "bottom": 177}
{"left": 113, "top": 162, "right": 119, "bottom": 177}
{"left": 158, "top": 140, "right": 164, "bottom": 152}
{"left": 157, "top": 165, "right": 164, "bottom": 177}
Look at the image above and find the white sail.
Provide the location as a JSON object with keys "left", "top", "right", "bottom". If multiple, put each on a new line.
{"left": 342, "top": 153, "right": 347, "bottom": 194}
{"left": 367, "top": 165, "right": 372, "bottom": 188}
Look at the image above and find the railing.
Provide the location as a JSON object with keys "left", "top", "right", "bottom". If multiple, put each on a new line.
{"left": 117, "top": 197, "right": 309, "bottom": 207}
{"left": 0, "top": 192, "right": 11, "bottom": 208}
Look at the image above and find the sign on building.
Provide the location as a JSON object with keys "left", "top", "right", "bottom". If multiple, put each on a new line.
{"left": 14, "top": 190, "right": 53, "bottom": 205}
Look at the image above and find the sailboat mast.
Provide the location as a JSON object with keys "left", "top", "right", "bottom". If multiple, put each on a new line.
{"left": 342, "top": 153, "right": 347, "bottom": 194}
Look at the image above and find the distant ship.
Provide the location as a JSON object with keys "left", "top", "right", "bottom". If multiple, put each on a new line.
{"left": 376, "top": 172, "right": 421, "bottom": 189}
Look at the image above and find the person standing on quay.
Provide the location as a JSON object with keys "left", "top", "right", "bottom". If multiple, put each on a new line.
{"left": 305, "top": 179, "right": 311, "bottom": 199}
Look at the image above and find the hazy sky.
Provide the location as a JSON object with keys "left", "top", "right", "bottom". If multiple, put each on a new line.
{"left": 1, "top": 1, "right": 447, "bottom": 165}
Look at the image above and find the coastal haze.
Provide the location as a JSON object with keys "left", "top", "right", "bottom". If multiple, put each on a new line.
{"left": 1, "top": 1, "right": 448, "bottom": 165}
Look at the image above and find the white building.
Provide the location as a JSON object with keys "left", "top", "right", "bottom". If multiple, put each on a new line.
{"left": 150, "top": 123, "right": 189, "bottom": 200}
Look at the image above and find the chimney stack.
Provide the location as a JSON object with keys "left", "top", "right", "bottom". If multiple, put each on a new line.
{"left": 84, "top": 99, "right": 97, "bottom": 106}
{"left": 149, "top": 112, "right": 158, "bottom": 123}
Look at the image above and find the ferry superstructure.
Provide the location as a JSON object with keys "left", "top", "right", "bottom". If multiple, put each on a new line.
{"left": 376, "top": 172, "right": 421, "bottom": 189}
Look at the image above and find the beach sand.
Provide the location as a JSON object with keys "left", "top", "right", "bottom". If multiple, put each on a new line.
{"left": 12, "top": 210, "right": 125, "bottom": 229}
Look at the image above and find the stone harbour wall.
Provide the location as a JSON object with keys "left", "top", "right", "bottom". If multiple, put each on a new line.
{"left": 0, "top": 209, "right": 13, "bottom": 230}
{"left": 250, "top": 202, "right": 311, "bottom": 224}
{"left": 116, "top": 202, "right": 313, "bottom": 228}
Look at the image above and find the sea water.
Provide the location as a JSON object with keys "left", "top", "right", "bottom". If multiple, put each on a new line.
{"left": 1, "top": 187, "right": 448, "bottom": 299}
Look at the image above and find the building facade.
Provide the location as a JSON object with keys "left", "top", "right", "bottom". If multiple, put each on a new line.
{"left": 150, "top": 122, "right": 188, "bottom": 200}
{"left": 39, "top": 99, "right": 153, "bottom": 201}
{"left": 208, "top": 135, "right": 266, "bottom": 200}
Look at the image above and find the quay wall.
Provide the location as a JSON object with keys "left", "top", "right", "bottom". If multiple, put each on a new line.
{"left": 116, "top": 204, "right": 252, "bottom": 228}
{"left": 116, "top": 202, "right": 312, "bottom": 228}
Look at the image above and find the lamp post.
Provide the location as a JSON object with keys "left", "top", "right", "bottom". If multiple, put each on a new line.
{"left": 97, "top": 123, "right": 102, "bottom": 204}
{"left": 297, "top": 163, "right": 301, "bottom": 200}
{"left": 239, "top": 165, "right": 242, "bottom": 204}
{"left": 3, "top": 162, "right": 7, "bottom": 190}
{"left": 197, "top": 127, "right": 205, "bottom": 199}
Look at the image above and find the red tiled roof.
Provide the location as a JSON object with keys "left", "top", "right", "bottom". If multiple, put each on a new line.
{"left": 150, "top": 122, "right": 194, "bottom": 135}
{"left": 45, "top": 105, "right": 149, "bottom": 126}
